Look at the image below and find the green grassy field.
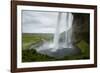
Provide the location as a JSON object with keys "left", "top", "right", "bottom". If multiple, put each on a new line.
{"left": 22, "top": 33, "right": 53, "bottom": 50}
{"left": 22, "top": 33, "right": 90, "bottom": 62}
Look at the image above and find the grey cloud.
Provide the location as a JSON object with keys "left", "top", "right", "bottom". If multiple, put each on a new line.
{"left": 22, "top": 10, "right": 67, "bottom": 33}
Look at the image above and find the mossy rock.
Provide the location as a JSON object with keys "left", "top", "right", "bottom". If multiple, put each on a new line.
{"left": 76, "top": 40, "right": 90, "bottom": 58}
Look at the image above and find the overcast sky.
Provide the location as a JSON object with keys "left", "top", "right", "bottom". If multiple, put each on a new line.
{"left": 22, "top": 10, "right": 67, "bottom": 33}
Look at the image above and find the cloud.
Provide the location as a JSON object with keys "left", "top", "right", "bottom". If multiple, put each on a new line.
{"left": 22, "top": 10, "right": 67, "bottom": 33}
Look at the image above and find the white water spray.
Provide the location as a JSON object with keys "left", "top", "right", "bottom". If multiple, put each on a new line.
{"left": 52, "top": 12, "right": 73, "bottom": 52}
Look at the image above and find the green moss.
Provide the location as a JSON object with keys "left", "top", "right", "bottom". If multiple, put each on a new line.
{"left": 76, "top": 40, "right": 90, "bottom": 59}
{"left": 22, "top": 49, "right": 56, "bottom": 62}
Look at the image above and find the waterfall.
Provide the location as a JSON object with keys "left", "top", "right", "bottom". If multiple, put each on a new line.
{"left": 52, "top": 12, "right": 73, "bottom": 52}
{"left": 52, "top": 12, "right": 61, "bottom": 51}
{"left": 65, "top": 12, "right": 73, "bottom": 48}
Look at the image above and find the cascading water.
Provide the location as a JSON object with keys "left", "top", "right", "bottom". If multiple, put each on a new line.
{"left": 52, "top": 12, "right": 61, "bottom": 51}
{"left": 52, "top": 12, "right": 73, "bottom": 52}
{"left": 65, "top": 12, "right": 73, "bottom": 48}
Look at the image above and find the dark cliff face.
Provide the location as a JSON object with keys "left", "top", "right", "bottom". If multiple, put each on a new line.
{"left": 72, "top": 13, "right": 90, "bottom": 44}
